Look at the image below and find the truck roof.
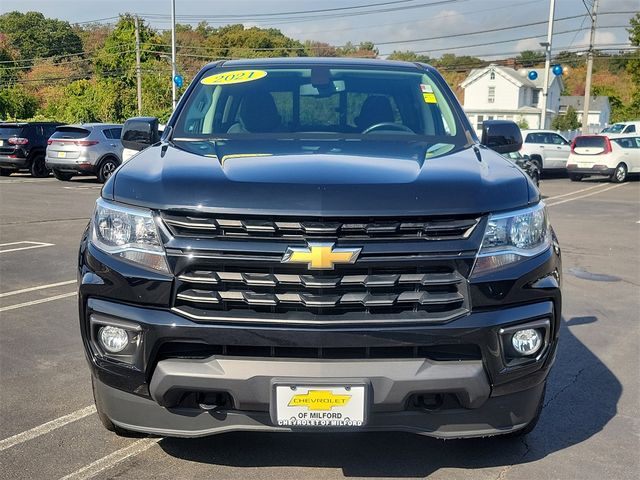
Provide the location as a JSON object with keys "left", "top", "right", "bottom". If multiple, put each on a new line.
{"left": 205, "top": 56, "right": 430, "bottom": 71}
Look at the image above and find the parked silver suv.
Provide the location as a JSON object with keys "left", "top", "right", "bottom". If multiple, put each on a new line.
{"left": 46, "top": 124, "right": 123, "bottom": 183}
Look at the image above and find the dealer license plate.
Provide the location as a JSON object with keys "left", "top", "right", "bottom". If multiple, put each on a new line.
{"left": 274, "top": 385, "right": 366, "bottom": 428}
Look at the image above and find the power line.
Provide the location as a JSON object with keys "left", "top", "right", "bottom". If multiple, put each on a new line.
{"left": 138, "top": 0, "right": 468, "bottom": 24}
{"left": 378, "top": 25, "right": 631, "bottom": 56}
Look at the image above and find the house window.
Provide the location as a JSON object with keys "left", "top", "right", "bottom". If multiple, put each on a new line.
{"left": 476, "top": 115, "right": 484, "bottom": 130}
{"left": 490, "top": 71, "right": 495, "bottom": 80}
{"left": 488, "top": 86, "right": 495, "bottom": 103}
{"left": 532, "top": 89, "right": 540, "bottom": 106}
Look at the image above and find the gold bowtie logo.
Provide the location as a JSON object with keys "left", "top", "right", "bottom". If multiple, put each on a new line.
{"left": 282, "top": 242, "right": 361, "bottom": 270}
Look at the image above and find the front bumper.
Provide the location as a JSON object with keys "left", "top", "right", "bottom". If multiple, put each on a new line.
{"left": 79, "top": 228, "right": 561, "bottom": 438}
{"left": 94, "top": 374, "right": 545, "bottom": 438}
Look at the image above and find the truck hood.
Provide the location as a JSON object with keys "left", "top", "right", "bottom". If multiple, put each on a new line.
{"left": 108, "top": 139, "right": 536, "bottom": 216}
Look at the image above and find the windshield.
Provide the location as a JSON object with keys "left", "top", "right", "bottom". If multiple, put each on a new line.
{"left": 602, "top": 124, "right": 625, "bottom": 133}
{"left": 173, "top": 66, "right": 466, "bottom": 150}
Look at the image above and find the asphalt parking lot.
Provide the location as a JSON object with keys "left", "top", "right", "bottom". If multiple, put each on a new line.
{"left": 0, "top": 173, "right": 638, "bottom": 480}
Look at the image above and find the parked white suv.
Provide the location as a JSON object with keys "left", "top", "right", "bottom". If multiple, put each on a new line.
{"left": 567, "top": 135, "right": 640, "bottom": 183}
{"left": 520, "top": 130, "right": 571, "bottom": 172}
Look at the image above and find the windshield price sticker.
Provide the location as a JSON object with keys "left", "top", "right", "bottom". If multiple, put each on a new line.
{"left": 275, "top": 385, "right": 366, "bottom": 427}
{"left": 423, "top": 92, "right": 437, "bottom": 104}
{"left": 201, "top": 70, "right": 267, "bottom": 85}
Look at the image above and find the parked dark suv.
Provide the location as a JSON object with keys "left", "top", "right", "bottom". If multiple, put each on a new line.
{"left": 0, "top": 122, "right": 62, "bottom": 177}
{"left": 79, "top": 58, "right": 561, "bottom": 440}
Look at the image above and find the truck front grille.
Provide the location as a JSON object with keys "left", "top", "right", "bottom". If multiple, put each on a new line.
{"left": 164, "top": 212, "right": 479, "bottom": 326}
{"left": 161, "top": 212, "right": 479, "bottom": 240}
{"left": 172, "top": 264, "right": 470, "bottom": 325}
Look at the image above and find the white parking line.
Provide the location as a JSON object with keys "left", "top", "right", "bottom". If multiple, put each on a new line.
{"left": 545, "top": 182, "right": 607, "bottom": 201}
{"left": 0, "top": 405, "right": 95, "bottom": 452}
{"left": 0, "top": 292, "right": 76, "bottom": 312}
{"left": 0, "top": 280, "right": 76, "bottom": 298}
{"left": 59, "top": 438, "right": 160, "bottom": 480}
{"left": 547, "top": 183, "right": 627, "bottom": 207}
{"left": 0, "top": 241, "right": 55, "bottom": 254}
{"left": 0, "top": 179, "right": 53, "bottom": 184}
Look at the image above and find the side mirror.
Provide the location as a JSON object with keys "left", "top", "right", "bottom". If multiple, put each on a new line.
{"left": 121, "top": 117, "right": 160, "bottom": 151}
{"left": 481, "top": 120, "right": 523, "bottom": 154}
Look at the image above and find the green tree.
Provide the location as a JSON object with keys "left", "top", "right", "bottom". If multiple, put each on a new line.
{"left": 0, "top": 85, "right": 38, "bottom": 119}
{"left": 432, "top": 54, "right": 484, "bottom": 71}
{"left": 204, "top": 24, "right": 306, "bottom": 59}
{"left": 623, "top": 13, "right": 640, "bottom": 120}
{"left": 516, "top": 50, "right": 545, "bottom": 67}
{"left": 551, "top": 105, "right": 580, "bottom": 131}
{"left": 516, "top": 117, "right": 529, "bottom": 129}
{"left": 94, "top": 14, "right": 160, "bottom": 83}
{"left": 0, "top": 11, "right": 82, "bottom": 62}
{"left": 387, "top": 51, "right": 431, "bottom": 63}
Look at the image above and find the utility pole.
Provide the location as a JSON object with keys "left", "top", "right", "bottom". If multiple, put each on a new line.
{"left": 540, "top": 0, "right": 556, "bottom": 130}
{"left": 582, "top": 0, "right": 599, "bottom": 134}
{"left": 171, "top": 0, "right": 177, "bottom": 109}
{"left": 134, "top": 16, "right": 142, "bottom": 115}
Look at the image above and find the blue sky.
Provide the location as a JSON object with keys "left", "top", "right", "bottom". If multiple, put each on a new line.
{"left": 1, "top": 0, "right": 637, "bottom": 59}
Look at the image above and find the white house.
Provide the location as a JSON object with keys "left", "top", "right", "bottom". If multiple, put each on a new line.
{"left": 460, "top": 64, "right": 564, "bottom": 133}
{"left": 559, "top": 96, "right": 611, "bottom": 131}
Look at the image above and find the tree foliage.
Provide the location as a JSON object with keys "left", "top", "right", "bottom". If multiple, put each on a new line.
{"left": 551, "top": 105, "right": 580, "bottom": 131}
{"left": 387, "top": 51, "right": 431, "bottom": 63}
{"left": 0, "top": 11, "right": 82, "bottom": 62}
{"left": 516, "top": 50, "right": 545, "bottom": 67}
{"left": 0, "top": 85, "right": 38, "bottom": 119}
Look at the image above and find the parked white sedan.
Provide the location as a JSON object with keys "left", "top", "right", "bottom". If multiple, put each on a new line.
{"left": 567, "top": 135, "right": 640, "bottom": 183}
{"left": 520, "top": 130, "right": 571, "bottom": 172}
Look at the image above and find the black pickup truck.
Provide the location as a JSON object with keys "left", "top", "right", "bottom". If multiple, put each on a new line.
{"left": 79, "top": 58, "right": 561, "bottom": 439}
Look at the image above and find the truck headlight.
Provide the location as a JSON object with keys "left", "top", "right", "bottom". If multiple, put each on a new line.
{"left": 473, "top": 202, "right": 550, "bottom": 276}
{"left": 91, "top": 198, "right": 169, "bottom": 273}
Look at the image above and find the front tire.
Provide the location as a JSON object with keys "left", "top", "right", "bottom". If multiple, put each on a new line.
{"left": 52, "top": 169, "right": 74, "bottom": 181}
{"left": 611, "top": 163, "right": 627, "bottom": 183}
{"left": 530, "top": 170, "right": 540, "bottom": 187}
{"left": 569, "top": 173, "right": 583, "bottom": 182}
{"left": 29, "top": 154, "right": 50, "bottom": 178}
{"left": 97, "top": 158, "right": 118, "bottom": 183}
{"left": 91, "top": 375, "right": 145, "bottom": 437}
{"left": 530, "top": 156, "right": 543, "bottom": 175}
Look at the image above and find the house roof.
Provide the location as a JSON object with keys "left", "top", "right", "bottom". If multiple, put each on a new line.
{"left": 560, "top": 95, "right": 610, "bottom": 112}
{"left": 460, "top": 64, "right": 562, "bottom": 90}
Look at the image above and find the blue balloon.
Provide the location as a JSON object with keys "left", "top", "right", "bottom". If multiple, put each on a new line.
{"left": 173, "top": 74, "right": 184, "bottom": 88}
{"left": 528, "top": 70, "right": 538, "bottom": 81}
{"left": 552, "top": 64, "right": 563, "bottom": 76}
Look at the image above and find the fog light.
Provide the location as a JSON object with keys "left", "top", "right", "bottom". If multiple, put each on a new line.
{"left": 99, "top": 326, "right": 129, "bottom": 353}
{"left": 511, "top": 329, "right": 542, "bottom": 356}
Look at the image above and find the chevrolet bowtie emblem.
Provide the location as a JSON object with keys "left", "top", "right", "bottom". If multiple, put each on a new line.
{"left": 282, "top": 242, "right": 361, "bottom": 270}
